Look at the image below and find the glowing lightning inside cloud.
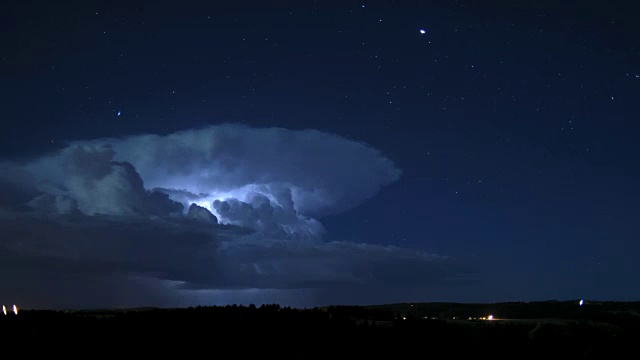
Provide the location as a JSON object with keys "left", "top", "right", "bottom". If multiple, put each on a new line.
{"left": 23, "top": 124, "right": 402, "bottom": 240}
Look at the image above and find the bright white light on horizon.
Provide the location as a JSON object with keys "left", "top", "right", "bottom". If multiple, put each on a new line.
{"left": 579, "top": 299, "right": 584, "bottom": 306}
{"left": 2, "top": 305, "right": 5, "bottom": 315}
{"left": 13, "top": 304, "right": 18, "bottom": 315}
{"left": 487, "top": 315, "right": 494, "bottom": 320}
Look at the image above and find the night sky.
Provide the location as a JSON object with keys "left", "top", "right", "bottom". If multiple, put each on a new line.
{"left": 2, "top": 1, "right": 639, "bottom": 309}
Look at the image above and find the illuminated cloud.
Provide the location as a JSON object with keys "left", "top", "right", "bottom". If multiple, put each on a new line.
{"left": 0, "top": 125, "right": 465, "bottom": 309}
{"left": 24, "top": 124, "right": 401, "bottom": 240}
{"left": 72, "top": 124, "right": 403, "bottom": 218}
{"left": 23, "top": 145, "right": 183, "bottom": 217}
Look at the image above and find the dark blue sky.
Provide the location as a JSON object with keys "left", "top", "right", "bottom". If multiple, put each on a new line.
{"left": 2, "top": 0, "right": 639, "bottom": 306}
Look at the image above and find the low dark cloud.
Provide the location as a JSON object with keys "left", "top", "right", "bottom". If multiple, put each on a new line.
{"left": 0, "top": 125, "right": 468, "bottom": 309}
{"left": 0, "top": 211, "right": 465, "bottom": 309}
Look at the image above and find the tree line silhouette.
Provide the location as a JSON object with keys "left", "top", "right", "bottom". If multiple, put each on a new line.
{"left": 1, "top": 302, "right": 638, "bottom": 358}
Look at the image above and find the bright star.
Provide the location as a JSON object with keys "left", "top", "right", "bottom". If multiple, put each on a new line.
{"left": 419, "top": 29, "right": 426, "bottom": 34}
{"left": 117, "top": 111, "right": 121, "bottom": 116}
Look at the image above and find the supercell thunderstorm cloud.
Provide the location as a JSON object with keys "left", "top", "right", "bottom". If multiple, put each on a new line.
{"left": 24, "top": 124, "right": 404, "bottom": 239}
{"left": 0, "top": 124, "right": 462, "bottom": 309}
{"left": 4, "top": 1, "right": 640, "bottom": 314}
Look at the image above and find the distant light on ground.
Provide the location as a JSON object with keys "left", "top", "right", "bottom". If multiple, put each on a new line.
{"left": 13, "top": 305, "right": 18, "bottom": 315}
{"left": 2, "top": 305, "right": 5, "bottom": 315}
{"left": 488, "top": 315, "right": 494, "bottom": 320}
{"left": 579, "top": 299, "right": 584, "bottom": 306}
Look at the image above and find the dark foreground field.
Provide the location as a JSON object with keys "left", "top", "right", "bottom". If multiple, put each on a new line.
{"left": 1, "top": 301, "right": 639, "bottom": 358}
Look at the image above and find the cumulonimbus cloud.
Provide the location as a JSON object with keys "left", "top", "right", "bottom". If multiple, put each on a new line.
{"left": 72, "top": 124, "right": 402, "bottom": 217}
{"left": 0, "top": 124, "right": 466, "bottom": 309}
{"left": 23, "top": 124, "right": 402, "bottom": 239}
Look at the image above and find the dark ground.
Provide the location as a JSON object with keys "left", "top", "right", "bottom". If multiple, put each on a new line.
{"left": 2, "top": 301, "right": 638, "bottom": 358}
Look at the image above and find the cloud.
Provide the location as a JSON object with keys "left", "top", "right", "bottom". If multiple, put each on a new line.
{"left": 186, "top": 203, "right": 218, "bottom": 224}
{"left": 210, "top": 235, "right": 458, "bottom": 290}
{"left": 0, "top": 212, "right": 464, "bottom": 309}
{"left": 68, "top": 124, "right": 403, "bottom": 218}
{"left": 210, "top": 187, "right": 325, "bottom": 240}
{"left": 23, "top": 145, "right": 184, "bottom": 217}
{"left": 24, "top": 124, "right": 401, "bottom": 240}
{"left": 0, "top": 124, "right": 465, "bottom": 309}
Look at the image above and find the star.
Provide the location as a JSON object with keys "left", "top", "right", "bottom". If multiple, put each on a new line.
{"left": 117, "top": 111, "right": 121, "bottom": 116}
{"left": 419, "top": 29, "right": 426, "bottom": 34}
